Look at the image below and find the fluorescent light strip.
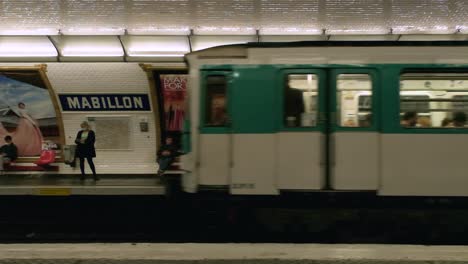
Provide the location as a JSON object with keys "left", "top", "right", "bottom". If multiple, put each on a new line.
{"left": 0, "top": 46, "right": 57, "bottom": 57}
{"left": 62, "top": 53, "right": 124, "bottom": 57}
{"left": 0, "top": 37, "right": 57, "bottom": 57}
{"left": 194, "top": 26, "right": 257, "bottom": 35}
{"left": 0, "top": 53, "right": 57, "bottom": 57}
{"left": 392, "top": 25, "right": 452, "bottom": 34}
{"left": 0, "top": 28, "right": 59, "bottom": 35}
{"left": 62, "top": 48, "right": 124, "bottom": 57}
{"left": 126, "top": 46, "right": 189, "bottom": 54}
{"left": 127, "top": 53, "right": 185, "bottom": 57}
{"left": 260, "top": 27, "right": 322, "bottom": 35}
{"left": 123, "top": 35, "right": 190, "bottom": 57}
{"left": 127, "top": 27, "right": 190, "bottom": 35}
{"left": 61, "top": 27, "right": 126, "bottom": 35}
{"left": 326, "top": 28, "right": 390, "bottom": 35}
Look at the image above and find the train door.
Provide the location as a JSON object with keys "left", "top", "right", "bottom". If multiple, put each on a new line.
{"left": 329, "top": 69, "right": 379, "bottom": 190}
{"left": 277, "top": 69, "right": 327, "bottom": 190}
{"left": 228, "top": 67, "right": 279, "bottom": 194}
{"left": 198, "top": 71, "right": 232, "bottom": 186}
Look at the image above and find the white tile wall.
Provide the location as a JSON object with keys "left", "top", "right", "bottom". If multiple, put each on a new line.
{"left": 46, "top": 63, "right": 149, "bottom": 93}
{"left": 0, "top": 63, "right": 166, "bottom": 174}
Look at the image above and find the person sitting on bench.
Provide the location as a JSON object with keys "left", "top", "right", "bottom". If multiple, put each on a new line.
{"left": 156, "top": 136, "right": 180, "bottom": 177}
{"left": 0, "top": 136, "right": 18, "bottom": 171}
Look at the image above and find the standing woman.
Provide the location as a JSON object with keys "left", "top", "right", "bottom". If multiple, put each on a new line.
{"left": 75, "top": 121, "right": 98, "bottom": 181}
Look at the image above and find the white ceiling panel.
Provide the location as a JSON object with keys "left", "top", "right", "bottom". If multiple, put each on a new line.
{"left": 0, "top": 1, "right": 467, "bottom": 35}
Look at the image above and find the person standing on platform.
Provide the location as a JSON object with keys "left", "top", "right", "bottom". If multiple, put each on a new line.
{"left": 75, "top": 121, "right": 98, "bottom": 181}
{"left": 0, "top": 136, "right": 17, "bottom": 171}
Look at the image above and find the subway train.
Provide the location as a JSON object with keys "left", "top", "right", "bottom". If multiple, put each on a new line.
{"left": 181, "top": 41, "right": 468, "bottom": 197}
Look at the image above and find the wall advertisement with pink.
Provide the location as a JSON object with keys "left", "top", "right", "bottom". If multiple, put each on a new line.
{"left": 160, "top": 74, "right": 187, "bottom": 132}
{"left": 0, "top": 71, "right": 60, "bottom": 157}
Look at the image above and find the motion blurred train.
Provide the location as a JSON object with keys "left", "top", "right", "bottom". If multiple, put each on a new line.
{"left": 181, "top": 41, "right": 468, "bottom": 197}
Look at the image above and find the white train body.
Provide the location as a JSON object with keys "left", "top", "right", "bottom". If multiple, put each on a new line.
{"left": 182, "top": 43, "right": 468, "bottom": 197}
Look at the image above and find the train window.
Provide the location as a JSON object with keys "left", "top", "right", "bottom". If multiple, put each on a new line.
{"left": 400, "top": 73, "right": 468, "bottom": 128}
{"left": 400, "top": 95, "right": 430, "bottom": 113}
{"left": 285, "top": 74, "right": 317, "bottom": 127}
{"left": 204, "top": 75, "right": 228, "bottom": 127}
{"left": 337, "top": 74, "right": 372, "bottom": 127}
{"left": 452, "top": 95, "right": 468, "bottom": 117}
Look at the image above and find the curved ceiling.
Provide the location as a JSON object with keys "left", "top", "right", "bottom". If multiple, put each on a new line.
{"left": 1, "top": 0, "right": 467, "bottom": 35}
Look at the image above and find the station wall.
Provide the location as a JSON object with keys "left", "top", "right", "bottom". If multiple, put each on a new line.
{"left": 0, "top": 63, "right": 176, "bottom": 175}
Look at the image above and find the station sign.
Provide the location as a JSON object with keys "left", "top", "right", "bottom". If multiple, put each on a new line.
{"left": 58, "top": 94, "right": 151, "bottom": 111}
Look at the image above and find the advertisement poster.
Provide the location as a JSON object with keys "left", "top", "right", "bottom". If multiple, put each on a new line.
{"left": 0, "top": 71, "right": 60, "bottom": 157}
{"left": 160, "top": 74, "right": 187, "bottom": 132}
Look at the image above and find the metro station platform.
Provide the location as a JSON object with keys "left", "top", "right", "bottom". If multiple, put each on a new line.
{"left": 0, "top": 173, "right": 177, "bottom": 195}
{"left": 0, "top": 243, "right": 467, "bottom": 263}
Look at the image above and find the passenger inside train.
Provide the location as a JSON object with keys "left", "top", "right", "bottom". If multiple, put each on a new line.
{"left": 358, "top": 113, "right": 372, "bottom": 127}
{"left": 441, "top": 118, "right": 452, "bottom": 127}
{"left": 401, "top": 111, "right": 418, "bottom": 127}
{"left": 285, "top": 82, "right": 306, "bottom": 127}
{"left": 210, "top": 94, "right": 228, "bottom": 126}
{"left": 399, "top": 112, "right": 468, "bottom": 128}
{"left": 417, "top": 116, "right": 432, "bottom": 127}
{"left": 452, "top": 112, "right": 467, "bottom": 127}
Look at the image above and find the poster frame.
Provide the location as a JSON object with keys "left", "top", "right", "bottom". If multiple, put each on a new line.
{"left": 140, "top": 64, "right": 188, "bottom": 150}
{"left": 0, "top": 64, "right": 65, "bottom": 162}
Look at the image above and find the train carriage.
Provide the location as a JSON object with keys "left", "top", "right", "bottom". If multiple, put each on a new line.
{"left": 182, "top": 42, "right": 468, "bottom": 197}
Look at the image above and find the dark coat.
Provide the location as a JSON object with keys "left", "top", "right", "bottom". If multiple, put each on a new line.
{"left": 0, "top": 143, "right": 18, "bottom": 160}
{"left": 285, "top": 88, "right": 305, "bottom": 126}
{"left": 157, "top": 143, "right": 179, "bottom": 160}
{"left": 75, "top": 130, "right": 96, "bottom": 158}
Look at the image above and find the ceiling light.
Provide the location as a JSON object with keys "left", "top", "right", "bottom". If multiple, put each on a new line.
{"left": 191, "top": 35, "right": 256, "bottom": 51}
{"left": 0, "top": 37, "right": 57, "bottom": 57}
{"left": 127, "top": 27, "right": 190, "bottom": 35}
{"left": 59, "top": 36, "right": 124, "bottom": 57}
{"left": 260, "top": 27, "right": 322, "bottom": 35}
{"left": 326, "top": 28, "right": 389, "bottom": 35}
{"left": 123, "top": 36, "right": 189, "bottom": 57}
{"left": 392, "top": 26, "right": 451, "bottom": 34}
{"left": 0, "top": 28, "right": 59, "bottom": 35}
{"left": 194, "top": 26, "right": 256, "bottom": 35}
{"left": 61, "top": 27, "right": 126, "bottom": 35}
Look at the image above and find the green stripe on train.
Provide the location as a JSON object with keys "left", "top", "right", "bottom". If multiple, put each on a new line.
{"left": 197, "top": 64, "right": 468, "bottom": 135}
